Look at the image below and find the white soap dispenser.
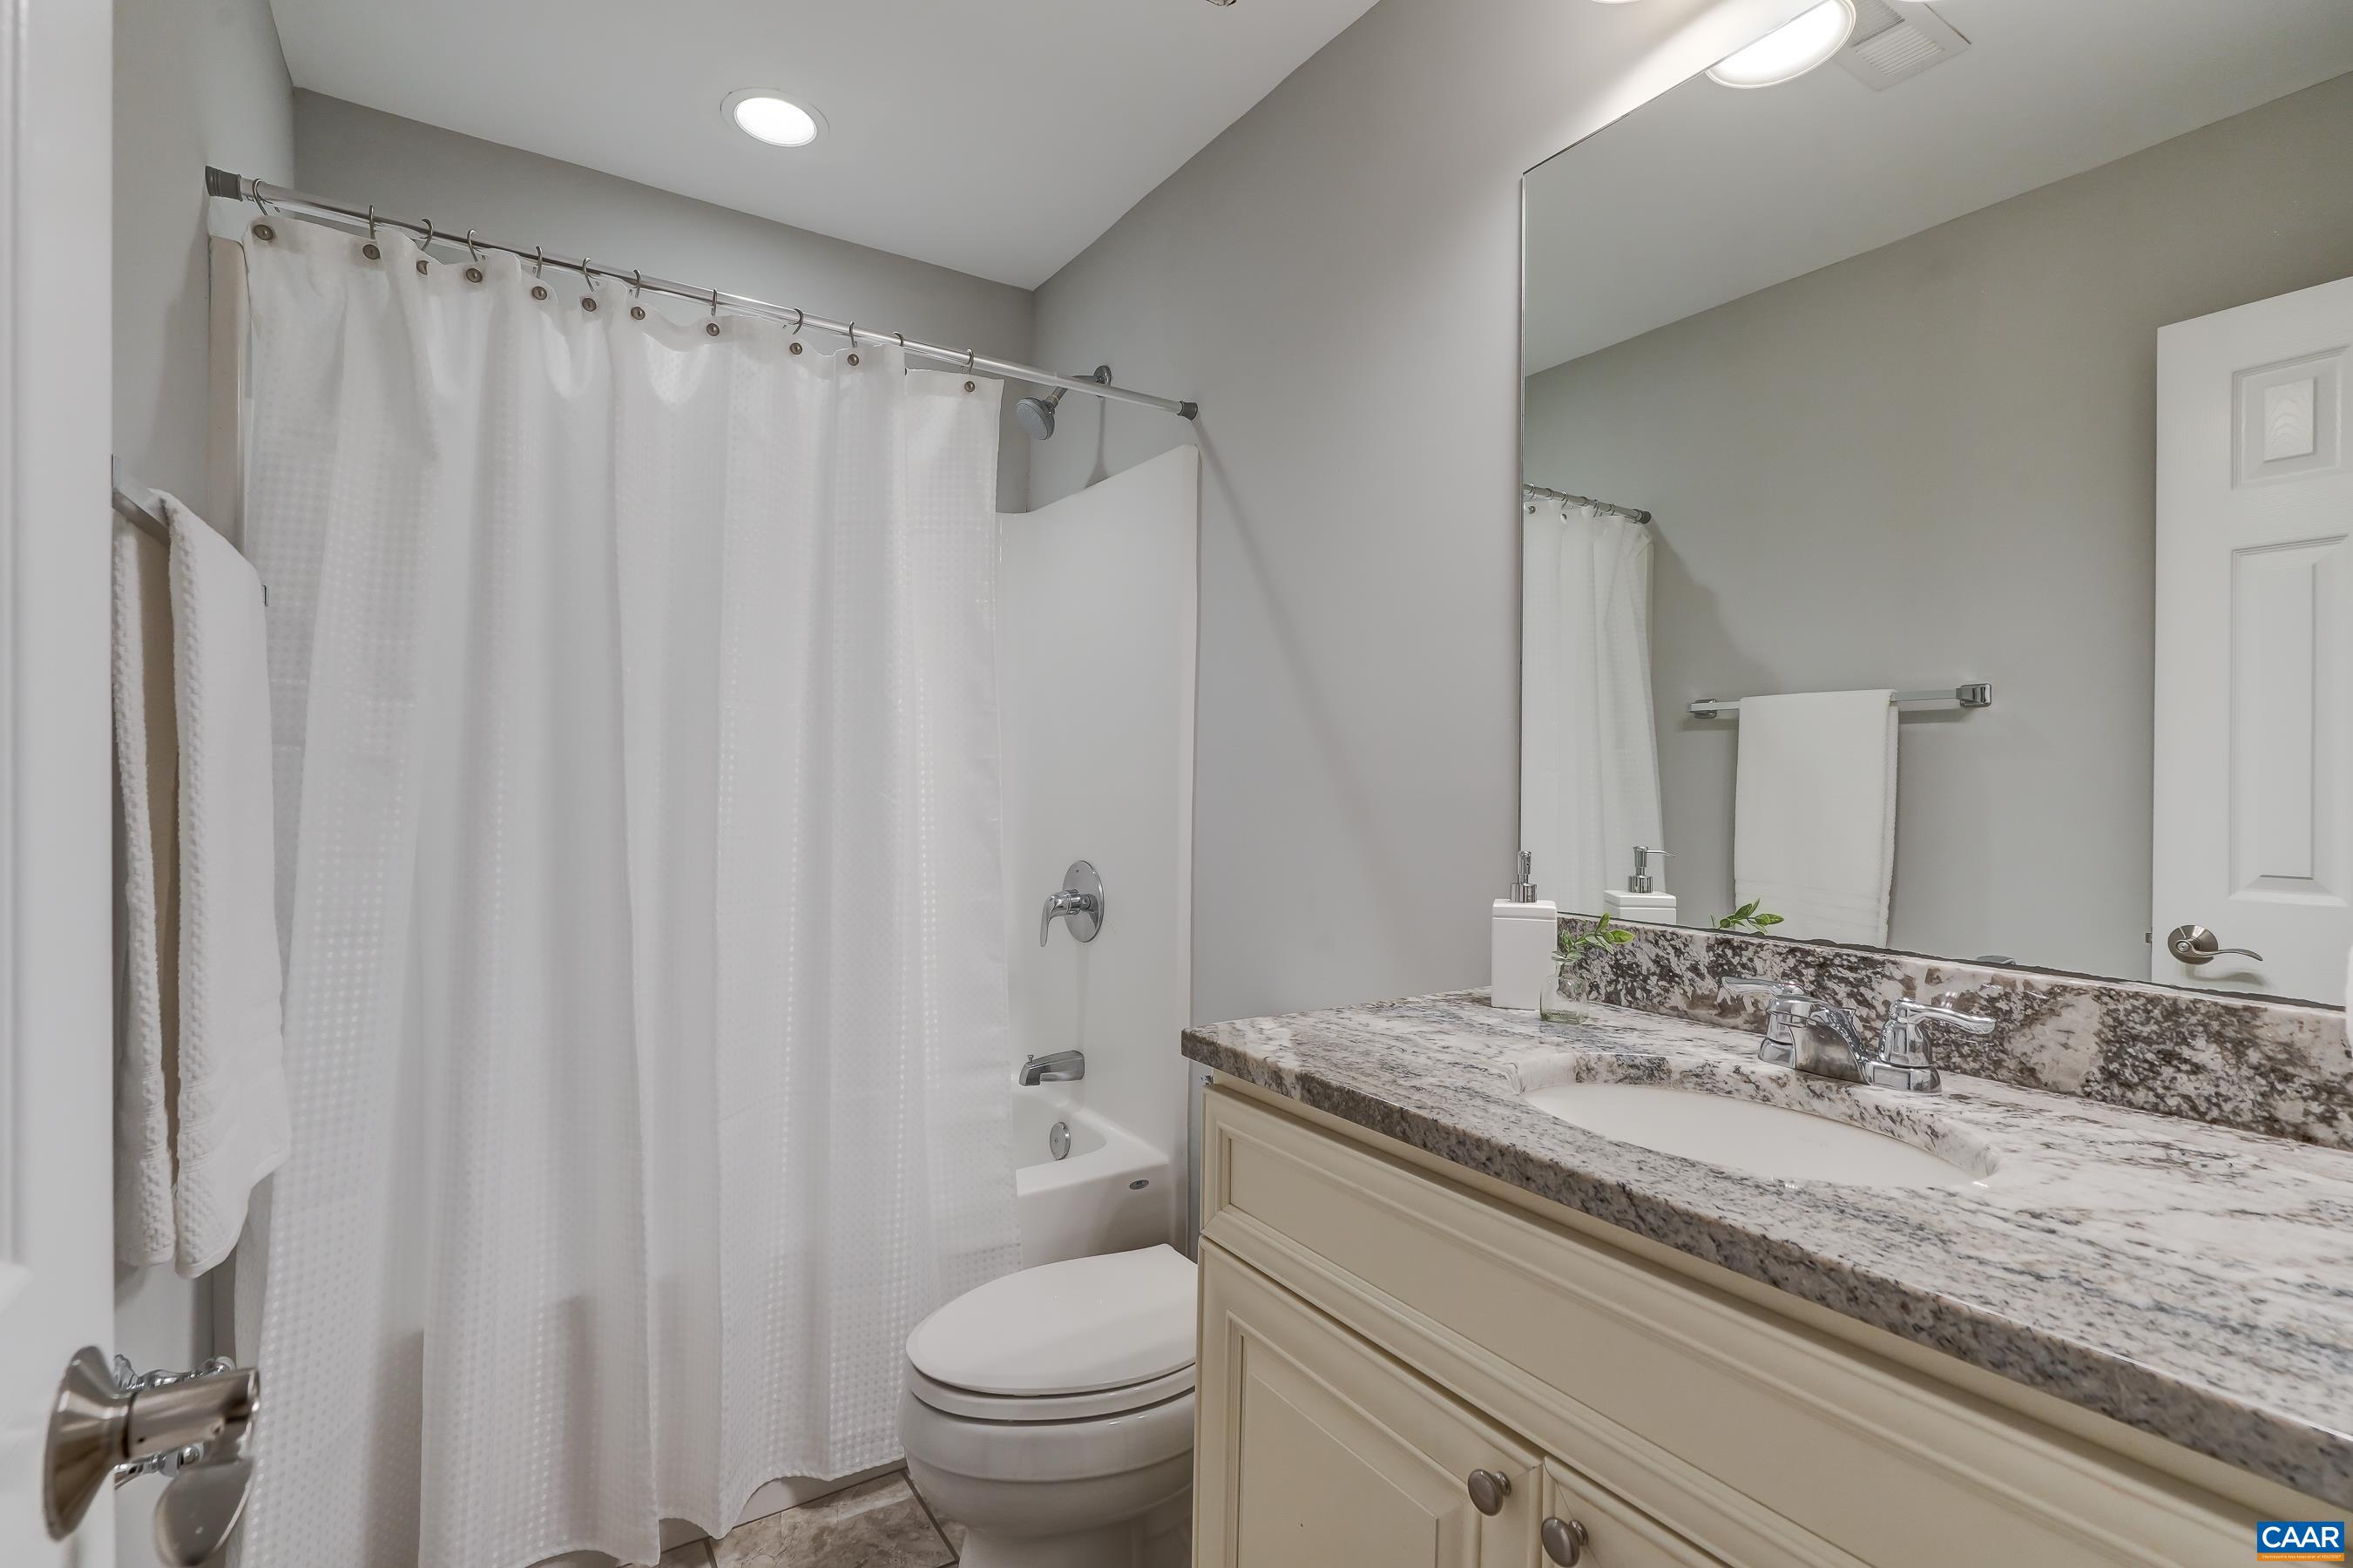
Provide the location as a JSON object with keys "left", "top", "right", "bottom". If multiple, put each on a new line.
{"left": 1491, "top": 852, "right": 1559, "bottom": 1012}
{"left": 1601, "top": 845, "right": 1678, "bottom": 926}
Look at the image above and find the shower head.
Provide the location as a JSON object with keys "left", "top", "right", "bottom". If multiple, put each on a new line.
{"left": 1015, "top": 388, "right": 1066, "bottom": 441}
{"left": 1016, "top": 366, "right": 1112, "bottom": 440}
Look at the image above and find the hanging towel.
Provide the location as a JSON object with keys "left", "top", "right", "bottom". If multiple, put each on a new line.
{"left": 112, "top": 522, "right": 180, "bottom": 1267}
{"left": 1734, "top": 690, "right": 1898, "bottom": 947}
{"left": 163, "top": 494, "right": 290, "bottom": 1277}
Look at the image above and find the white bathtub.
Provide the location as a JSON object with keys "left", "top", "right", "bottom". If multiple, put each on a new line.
{"left": 1007, "top": 1085, "right": 1177, "bottom": 1268}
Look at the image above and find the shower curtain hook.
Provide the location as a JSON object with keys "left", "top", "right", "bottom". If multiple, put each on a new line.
{"left": 581, "top": 258, "right": 598, "bottom": 288}
{"left": 792, "top": 308, "right": 804, "bottom": 335}
{"left": 629, "top": 269, "right": 642, "bottom": 298}
{"left": 417, "top": 219, "right": 435, "bottom": 254}
{"left": 845, "top": 322, "right": 855, "bottom": 347}
{"left": 709, "top": 287, "right": 721, "bottom": 318}
{"left": 466, "top": 230, "right": 483, "bottom": 265}
{"left": 365, "top": 206, "right": 377, "bottom": 242}
{"left": 965, "top": 348, "right": 976, "bottom": 374}
{"left": 532, "top": 246, "right": 544, "bottom": 278}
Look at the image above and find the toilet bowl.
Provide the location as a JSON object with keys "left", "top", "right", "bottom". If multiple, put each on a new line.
{"left": 898, "top": 1244, "right": 1197, "bottom": 1568}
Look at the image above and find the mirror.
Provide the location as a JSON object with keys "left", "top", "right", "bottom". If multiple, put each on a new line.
{"left": 1520, "top": 0, "right": 2353, "bottom": 1004}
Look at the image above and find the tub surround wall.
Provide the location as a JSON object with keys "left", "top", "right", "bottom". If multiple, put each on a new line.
{"left": 999, "top": 449, "right": 1199, "bottom": 1201}
{"left": 1181, "top": 991, "right": 2353, "bottom": 1507}
{"left": 1558, "top": 916, "right": 2353, "bottom": 1151}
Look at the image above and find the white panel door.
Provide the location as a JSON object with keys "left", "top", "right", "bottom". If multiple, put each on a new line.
{"left": 2155, "top": 275, "right": 2353, "bottom": 1004}
{"left": 0, "top": 0, "right": 119, "bottom": 1560}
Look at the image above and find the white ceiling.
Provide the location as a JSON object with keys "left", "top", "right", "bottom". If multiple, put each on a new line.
{"left": 1525, "top": 0, "right": 2353, "bottom": 374}
{"left": 268, "top": 0, "right": 1382, "bottom": 289}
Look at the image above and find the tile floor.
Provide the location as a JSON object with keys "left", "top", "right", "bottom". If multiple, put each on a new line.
{"left": 646, "top": 1472, "right": 963, "bottom": 1568}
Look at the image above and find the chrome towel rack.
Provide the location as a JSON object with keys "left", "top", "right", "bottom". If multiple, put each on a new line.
{"left": 1688, "top": 683, "right": 1991, "bottom": 719}
{"left": 112, "top": 458, "right": 171, "bottom": 546}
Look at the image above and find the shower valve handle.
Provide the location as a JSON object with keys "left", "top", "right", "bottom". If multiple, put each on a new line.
{"left": 1039, "top": 861, "right": 1106, "bottom": 947}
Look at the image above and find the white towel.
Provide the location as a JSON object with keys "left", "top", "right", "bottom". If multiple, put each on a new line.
{"left": 112, "top": 522, "right": 179, "bottom": 1267}
{"left": 163, "top": 494, "right": 290, "bottom": 1277}
{"left": 1734, "top": 690, "right": 1898, "bottom": 947}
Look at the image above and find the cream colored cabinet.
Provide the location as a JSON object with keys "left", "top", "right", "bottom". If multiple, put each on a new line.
{"left": 1198, "top": 1082, "right": 2329, "bottom": 1568}
{"left": 1196, "top": 1246, "right": 1543, "bottom": 1568}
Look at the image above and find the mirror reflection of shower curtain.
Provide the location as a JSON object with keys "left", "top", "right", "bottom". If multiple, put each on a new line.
{"left": 230, "top": 220, "right": 1018, "bottom": 1568}
{"left": 1520, "top": 496, "right": 1664, "bottom": 915}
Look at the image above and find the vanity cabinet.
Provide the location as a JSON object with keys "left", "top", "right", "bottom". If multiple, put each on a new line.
{"left": 1198, "top": 1254, "right": 1543, "bottom": 1567}
{"left": 1194, "top": 1082, "right": 2294, "bottom": 1568}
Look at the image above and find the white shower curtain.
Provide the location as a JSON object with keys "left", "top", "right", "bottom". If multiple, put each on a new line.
{"left": 232, "top": 220, "right": 1018, "bottom": 1568}
{"left": 1519, "top": 495, "right": 1664, "bottom": 914}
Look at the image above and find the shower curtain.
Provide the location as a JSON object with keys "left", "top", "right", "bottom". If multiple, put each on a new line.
{"left": 231, "top": 220, "right": 1018, "bottom": 1568}
{"left": 1520, "top": 495, "right": 1664, "bottom": 915}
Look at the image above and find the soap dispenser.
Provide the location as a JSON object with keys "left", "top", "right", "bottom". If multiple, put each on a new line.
{"left": 1601, "top": 845, "right": 1678, "bottom": 927}
{"left": 1491, "top": 852, "right": 1559, "bottom": 1012}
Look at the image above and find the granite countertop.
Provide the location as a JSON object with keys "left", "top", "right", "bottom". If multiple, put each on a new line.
{"left": 1183, "top": 991, "right": 2353, "bottom": 1507}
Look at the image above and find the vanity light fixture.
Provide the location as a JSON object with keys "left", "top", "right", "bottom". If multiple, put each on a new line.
{"left": 1707, "top": 0, "right": 1857, "bottom": 88}
{"left": 724, "top": 90, "right": 822, "bottom": 148}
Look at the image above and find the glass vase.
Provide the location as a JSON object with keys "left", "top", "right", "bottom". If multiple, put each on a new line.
{"left": 1540, "top": 954, "right": 1595, "bottom": 1023}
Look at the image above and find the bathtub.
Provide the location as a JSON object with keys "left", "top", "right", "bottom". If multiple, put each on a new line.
{"left": 1007, "top": 1084, "right": 1177, "bottom": 1268}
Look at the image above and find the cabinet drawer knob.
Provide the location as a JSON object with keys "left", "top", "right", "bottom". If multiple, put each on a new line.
{"left": 1465, "top": 1469, "right": 1511, "bottom": 1516}
{"left": 1542, "top": 1516, "right": 1591, "bottom": 1565}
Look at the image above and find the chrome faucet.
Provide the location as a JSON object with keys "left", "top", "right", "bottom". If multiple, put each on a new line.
{"left": 1018, "top": 1051, "right": 1085, "bottom": 1085}
{"left": 1716, "top": 977, "right": 1991, "bottom": 1092}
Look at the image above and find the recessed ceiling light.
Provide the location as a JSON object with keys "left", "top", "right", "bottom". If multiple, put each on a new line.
{"left": 724, "top": 90, "right": 822, "bottom": 148}
{"left": 1707, "top": 0, "right": 1857, "bottom": 88}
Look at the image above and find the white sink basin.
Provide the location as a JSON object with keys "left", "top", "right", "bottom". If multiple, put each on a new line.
{"left": 1521, "top": 1081, "right": 1988, "bottom": 1189}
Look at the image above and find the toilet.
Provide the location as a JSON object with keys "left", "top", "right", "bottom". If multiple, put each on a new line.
{"left": 898, "top": 1244, "right": 1197, "bottom": 1568}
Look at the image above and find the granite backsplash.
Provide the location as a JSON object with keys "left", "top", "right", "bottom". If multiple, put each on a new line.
{"left": 1559, "top": 916, "right": 2353, "bottom": 1150}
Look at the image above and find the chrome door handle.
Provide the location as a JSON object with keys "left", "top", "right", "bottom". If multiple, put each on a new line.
{"left": 1465, "top": 1468, "right": 1511, "bottom": 1516}
{"left": 1542, "top": 1517, "right": 1592, "bottom": 1565}
{"left": 44, "top": 1348, "right": 259, "bottom": 1543}
{"left": 2167, "top": 925, "right": 2264, "bottom": 966}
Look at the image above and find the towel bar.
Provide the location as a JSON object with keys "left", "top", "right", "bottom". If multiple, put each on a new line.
{"left": 111, "top": 458, "right": 171, "bottom": 546}
{"left": 1689, "top": 684, "right": 1991, "bottom": 719}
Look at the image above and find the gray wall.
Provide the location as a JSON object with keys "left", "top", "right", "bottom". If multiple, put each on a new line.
{"left": 1025, "top": 0, "right": 1802, "bottom": 1024}
{"left": 1524, "top": 73, "right": 2353, "bottom": 979}
{"left": 295, "top": 93, "right": 1038, "bottom": 513}
{"left": 112, "top": 0, "right": 294, "bottom": 1550}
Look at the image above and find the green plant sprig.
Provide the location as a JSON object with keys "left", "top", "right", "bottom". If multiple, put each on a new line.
{"left": 1715, "top": 901, "right": 1785, "bottom": 936}
{"left": 1558, "top": 912, "right": 1639, "bottom": 963}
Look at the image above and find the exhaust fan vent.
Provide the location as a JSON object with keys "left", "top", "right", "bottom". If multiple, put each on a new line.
{"left": 1836, "top": 0, "right": 1970, "bottom": 90}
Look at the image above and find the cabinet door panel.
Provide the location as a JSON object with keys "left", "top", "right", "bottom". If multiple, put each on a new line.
{"left": 1198, "top": 1242, "right": 1540, "bottom": 1568}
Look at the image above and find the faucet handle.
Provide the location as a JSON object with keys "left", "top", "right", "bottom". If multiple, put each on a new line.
{"left": 1869, "top": 993, "right": 1994, "bottom": 1092}
{"left": 1717, "top": 975, "right": 1804, "bottom": 1004}
{"left": 1887, "top": 993, "right": 1997, "bottom": 1040}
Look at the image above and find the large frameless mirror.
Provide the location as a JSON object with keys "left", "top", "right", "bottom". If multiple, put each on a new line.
{"left": 1520, "top": 0, "right": 2353, "bottom": 1004}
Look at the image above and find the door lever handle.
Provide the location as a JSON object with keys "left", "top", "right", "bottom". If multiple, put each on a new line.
{"left": 45, "top": 1348, "right": 259, "bottom": 1542}
{"left": 154, "top": 1452, "right": 255, "bottom": 1566}
{"left": 2166, "top": 924, "right": 2264, "bottom": 966}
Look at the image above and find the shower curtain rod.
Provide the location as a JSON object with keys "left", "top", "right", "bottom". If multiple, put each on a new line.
{"left": 1524, "top": 483, "right": 1651, "bottom": 525}
{"left": 204, "top": 167, "right": 1200, "bottom": 422}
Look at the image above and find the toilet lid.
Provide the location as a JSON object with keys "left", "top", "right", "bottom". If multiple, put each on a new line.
{"left": 905, "top": 1244, "right": 1196, "bottom": 1396}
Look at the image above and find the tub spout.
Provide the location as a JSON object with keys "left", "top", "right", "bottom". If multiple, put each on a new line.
{"left": 1019, "top": 1051, "right": 1085, "bottom": 1086}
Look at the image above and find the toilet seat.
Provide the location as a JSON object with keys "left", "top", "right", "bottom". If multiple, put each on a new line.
{"left": 906, "top": 1360, "right": 1194, "bottom": 1422}
{"left": 903, "top": 1245, "right": 1198, "bottom": 1423}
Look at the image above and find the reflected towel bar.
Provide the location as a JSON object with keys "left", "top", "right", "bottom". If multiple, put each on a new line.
{"left": 112, "top": 458, "right": 171, "bottom": 547}
{"left": 1689, "top": 684, "right": 1991, "bottom": 719}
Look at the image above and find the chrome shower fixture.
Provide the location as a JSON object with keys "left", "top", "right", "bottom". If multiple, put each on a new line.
{"left": 1016, "top": 366, "right": 1112, "bottom": 440}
